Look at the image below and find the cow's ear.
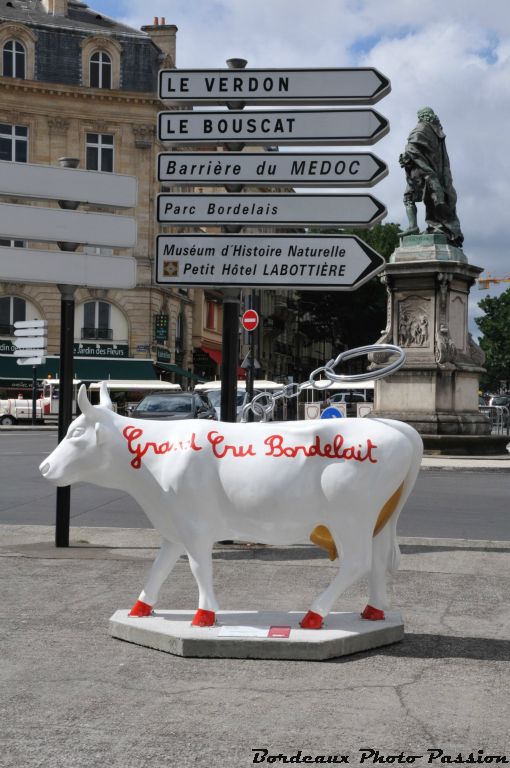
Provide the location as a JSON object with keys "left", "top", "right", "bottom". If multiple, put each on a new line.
{"left": 95, "top": 423, "right": 108, "bottom": 445}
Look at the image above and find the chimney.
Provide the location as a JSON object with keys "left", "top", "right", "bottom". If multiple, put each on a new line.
{"left": 142, "top": 19, "right": 177, "bottom": 67}
{"left": 41, "top": 0, "right": 69, "bottom": 15}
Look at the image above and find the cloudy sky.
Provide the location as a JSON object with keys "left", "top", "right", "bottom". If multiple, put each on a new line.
{"left": 92, "top": 0, "right": 510, "bottom": 333}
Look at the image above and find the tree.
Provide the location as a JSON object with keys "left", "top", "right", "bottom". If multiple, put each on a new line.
{"left": 297, "top": 222, "right": 402, "bottom": 356}
{"left": 476, "top": 287, "right": 510, "bottom": 391}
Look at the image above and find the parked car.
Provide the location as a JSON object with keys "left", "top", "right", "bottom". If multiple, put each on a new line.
{"left": 325, "top": 392, "right": 369, "bottom": 417}
{"left": 131, "top": 392, "right": 216, "bottom": 421}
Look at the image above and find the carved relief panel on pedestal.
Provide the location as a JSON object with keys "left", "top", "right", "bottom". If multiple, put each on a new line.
{"left": 397, "top": 296, "right": 431, "bottom": 348}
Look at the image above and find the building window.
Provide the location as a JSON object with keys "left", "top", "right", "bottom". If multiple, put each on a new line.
{"left": 82, "top": 300, "right": 112, "bottom": 340}
{"left": 3, "top": 39, "right": 25, "bottom": 79}
{"left": 0, "top": 296, "right": 25, "bottom": 336}
{"left": 205, "top": 301, "right": 216, "bottom": 330}
{"left": 0, "top": 239, "right": 25, "bottom": 247}
{"left": 89, "top": 51, "right": 112, "bottom": 89}
{"left": 86, "top": 133, "right": 113, "bottom": 172}
{"left": 0, "top": 124, "right": 28, "bottom": 162}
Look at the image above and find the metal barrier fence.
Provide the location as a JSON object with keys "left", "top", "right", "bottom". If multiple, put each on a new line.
{"left": 480, "top": 406, "right": 510, "bottom": 435}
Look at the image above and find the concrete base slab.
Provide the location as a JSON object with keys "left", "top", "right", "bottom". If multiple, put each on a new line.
{"left": 109, "top": 609, "right": 404, "bottom": 661}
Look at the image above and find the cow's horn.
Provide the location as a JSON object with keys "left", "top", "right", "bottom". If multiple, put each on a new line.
{"left": 99, "top": 381, "right": 114, "bottom": 411}
{"left": 77, "top": 384, "right": 94, "bottom": 418}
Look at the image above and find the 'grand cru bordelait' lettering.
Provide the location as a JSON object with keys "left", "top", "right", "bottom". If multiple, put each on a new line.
{"left": 121, "top": 427, "right": 379, "bottom": 468}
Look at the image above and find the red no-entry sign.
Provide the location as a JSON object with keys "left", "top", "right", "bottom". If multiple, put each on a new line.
{"left": 241, "top": 309, "right": 259, "bottom": 332}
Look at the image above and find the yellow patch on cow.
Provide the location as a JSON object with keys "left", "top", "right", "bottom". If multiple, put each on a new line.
{"left": 309, "top": 482, "right": 405, "bottom": 559}
{"left": 310, "top": 525, "right": 338, "bottom": 561}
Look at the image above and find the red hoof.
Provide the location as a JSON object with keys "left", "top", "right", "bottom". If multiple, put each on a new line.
{"left": 128, "top": 599, "right": 153, "bottom": 618}
{"left": 300, "top": 610, "right": 324, "bottom": 629}
{"left": 361, "top": 604, "right": 385, "bottom": 621}
{"left": 191, "top": 608, "right": 216, "bottom": 627}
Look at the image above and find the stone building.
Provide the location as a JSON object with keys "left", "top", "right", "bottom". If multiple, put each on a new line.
{"left": 0, "top": 0, "right": 198, "bottom": 392}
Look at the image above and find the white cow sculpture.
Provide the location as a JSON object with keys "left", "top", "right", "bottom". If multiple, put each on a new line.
{"left": 40, "top": 382, "right": 423, "bottom": 629}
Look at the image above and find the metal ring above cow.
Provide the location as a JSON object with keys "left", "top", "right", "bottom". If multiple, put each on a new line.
{"left": 320, "top": 344, "right": 406, "bottom": 384}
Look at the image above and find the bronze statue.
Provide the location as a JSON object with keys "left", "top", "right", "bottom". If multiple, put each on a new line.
{"left": 400, "top": 107, "right": 464, "bottom": 247}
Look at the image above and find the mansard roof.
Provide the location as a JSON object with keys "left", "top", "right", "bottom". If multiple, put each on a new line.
{"left": 0, "top": 0, "right": 147, "bottom": 38}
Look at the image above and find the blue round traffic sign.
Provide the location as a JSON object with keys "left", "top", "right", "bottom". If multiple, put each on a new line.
{"left": 320, "top": 406, "right": 344, "bottom": 419}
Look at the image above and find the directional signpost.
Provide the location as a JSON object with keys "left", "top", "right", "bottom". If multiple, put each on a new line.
{"left": 13, "top": 319, "right": 48, "bottom": 426}
{"left": 158, "top": 151, "right": 388, "bottom": 188}
{"left": 156, "top": 234, "right": 385, "bottom": 290}
{"left": 158, "top": 108, "right": 389, "bottom": 146}
{"left": 156, "top": 60, "right": 391, "bottom": 425}
{"left": 0, "top": 159, "right": 139, "bottom": 548}
{"left": 13, "top": 320, "right": 48, "bottom": 366}
{"left": 159, "top": 67, "right": 391, "bottom": 105}
{"left": 157, "top": 192, "right": 386, "bottom": 227}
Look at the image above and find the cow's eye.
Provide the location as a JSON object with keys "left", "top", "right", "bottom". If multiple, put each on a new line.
{"left": 68, "top": 427, "right": 85, "bottom": 439}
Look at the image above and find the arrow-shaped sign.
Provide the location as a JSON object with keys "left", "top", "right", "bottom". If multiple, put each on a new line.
{"left": 0, "top": 203, "right": 137, "bottom": 247}
{"left": 14, "top": 326, "right": 47, "bottom": 337}
{"left": 16, "top": 357, "right": 46, "bottom": 366}
{"left": 158, "top": 108, "right": 389, "bottom": 146}
{"left": 157, "top": 193, "right": 386, "bottom": 227}
{"left": 159, "top": 67, "right": 391, "bottom": 105}
{"left": 0, "top": 161, "right": 137, "bottom": 207}
{"left": 158, "top": 151, "right": 388, "bottom": 188}
{"left": 0, "top": 246, "right": 137, "bottom": 289}
{"left": 12, "top": 319, "right": 47, "bottom": 329}
{"left": 155, "top": 234, "right": 385, "bottom": 290}
{"left": 13, "top": 337, "right": 47, "bottom": 349}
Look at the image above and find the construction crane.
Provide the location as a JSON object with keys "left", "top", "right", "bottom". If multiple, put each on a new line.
{"left": 477, "top": 274, "right": 510, "bottom": 290}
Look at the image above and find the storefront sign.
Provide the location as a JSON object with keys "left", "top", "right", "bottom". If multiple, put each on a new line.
{"left": 156, "top": 346, "right": 171, "bottom": 363}
{"left": 0, "top": 341, "right": 15, "bottom": 354}
{"left": 73, "top": 343, "right": 128, "bottom": 358}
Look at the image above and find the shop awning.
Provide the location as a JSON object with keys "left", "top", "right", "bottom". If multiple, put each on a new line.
{"left": 202, "top": 345, "right": 222, "bottom": 365}
{"left": 201, "top": 346, "right": 246, "bottom": 378}
{"left": 73, "top": 358, "right": 158, "bottom": 382}
{"left": 0, "top": 355, "right": 158, "bottom": 382}
{"left": 0, "top": 354, "right": 38, "bottom": 381}
{"left": 155, "top": 362, "right": 204, "bottom": 382}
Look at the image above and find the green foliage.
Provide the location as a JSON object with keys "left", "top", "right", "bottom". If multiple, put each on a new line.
{"left": 297, "top": 223, "right": 402, "bottom": 353}
{"left": 476, "top": 287, "right": 510, "bottom": 390}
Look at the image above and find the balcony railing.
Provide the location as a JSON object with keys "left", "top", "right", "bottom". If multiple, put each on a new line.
{"left": 81, "top": 327, "right": 113, "bottom": 340}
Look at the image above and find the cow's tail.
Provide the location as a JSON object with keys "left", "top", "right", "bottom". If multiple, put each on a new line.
{"left": 364, "top": 423, "right": 422, "bottom": 613}
{"left": 374, "top": 420, "right": 423, "bottom": 572}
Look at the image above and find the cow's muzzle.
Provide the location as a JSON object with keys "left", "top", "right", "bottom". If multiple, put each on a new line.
{"left": 39, "top": 461, "right": 51, "bottom": 477}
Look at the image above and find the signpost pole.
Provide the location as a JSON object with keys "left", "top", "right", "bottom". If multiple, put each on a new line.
{"left": 55, "top": 283, "right": 76, "bottom": 548}
{"left": 220, "top": 58, "right": 247, "bottom": 423}
{"left": 55, "top": 157, "right": 79, "bottom": 548}
{"left": 31, "top": 365, "right": 37, "bottom": 425}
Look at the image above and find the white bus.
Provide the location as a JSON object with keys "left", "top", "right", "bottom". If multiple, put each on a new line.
{"left": 194, "top": 379, "right": 283, "bottom": 421}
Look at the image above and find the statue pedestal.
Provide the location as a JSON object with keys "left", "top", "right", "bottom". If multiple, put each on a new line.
{"left": 372, "top": 235, "right": 490, "bottom": 436}
{"left": 109, "top": 609, "right": 404, "bottom": 660}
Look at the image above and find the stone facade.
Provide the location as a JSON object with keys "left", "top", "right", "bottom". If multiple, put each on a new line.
{"left": 0, "top": 1, "right": 197, "bottom": 387}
